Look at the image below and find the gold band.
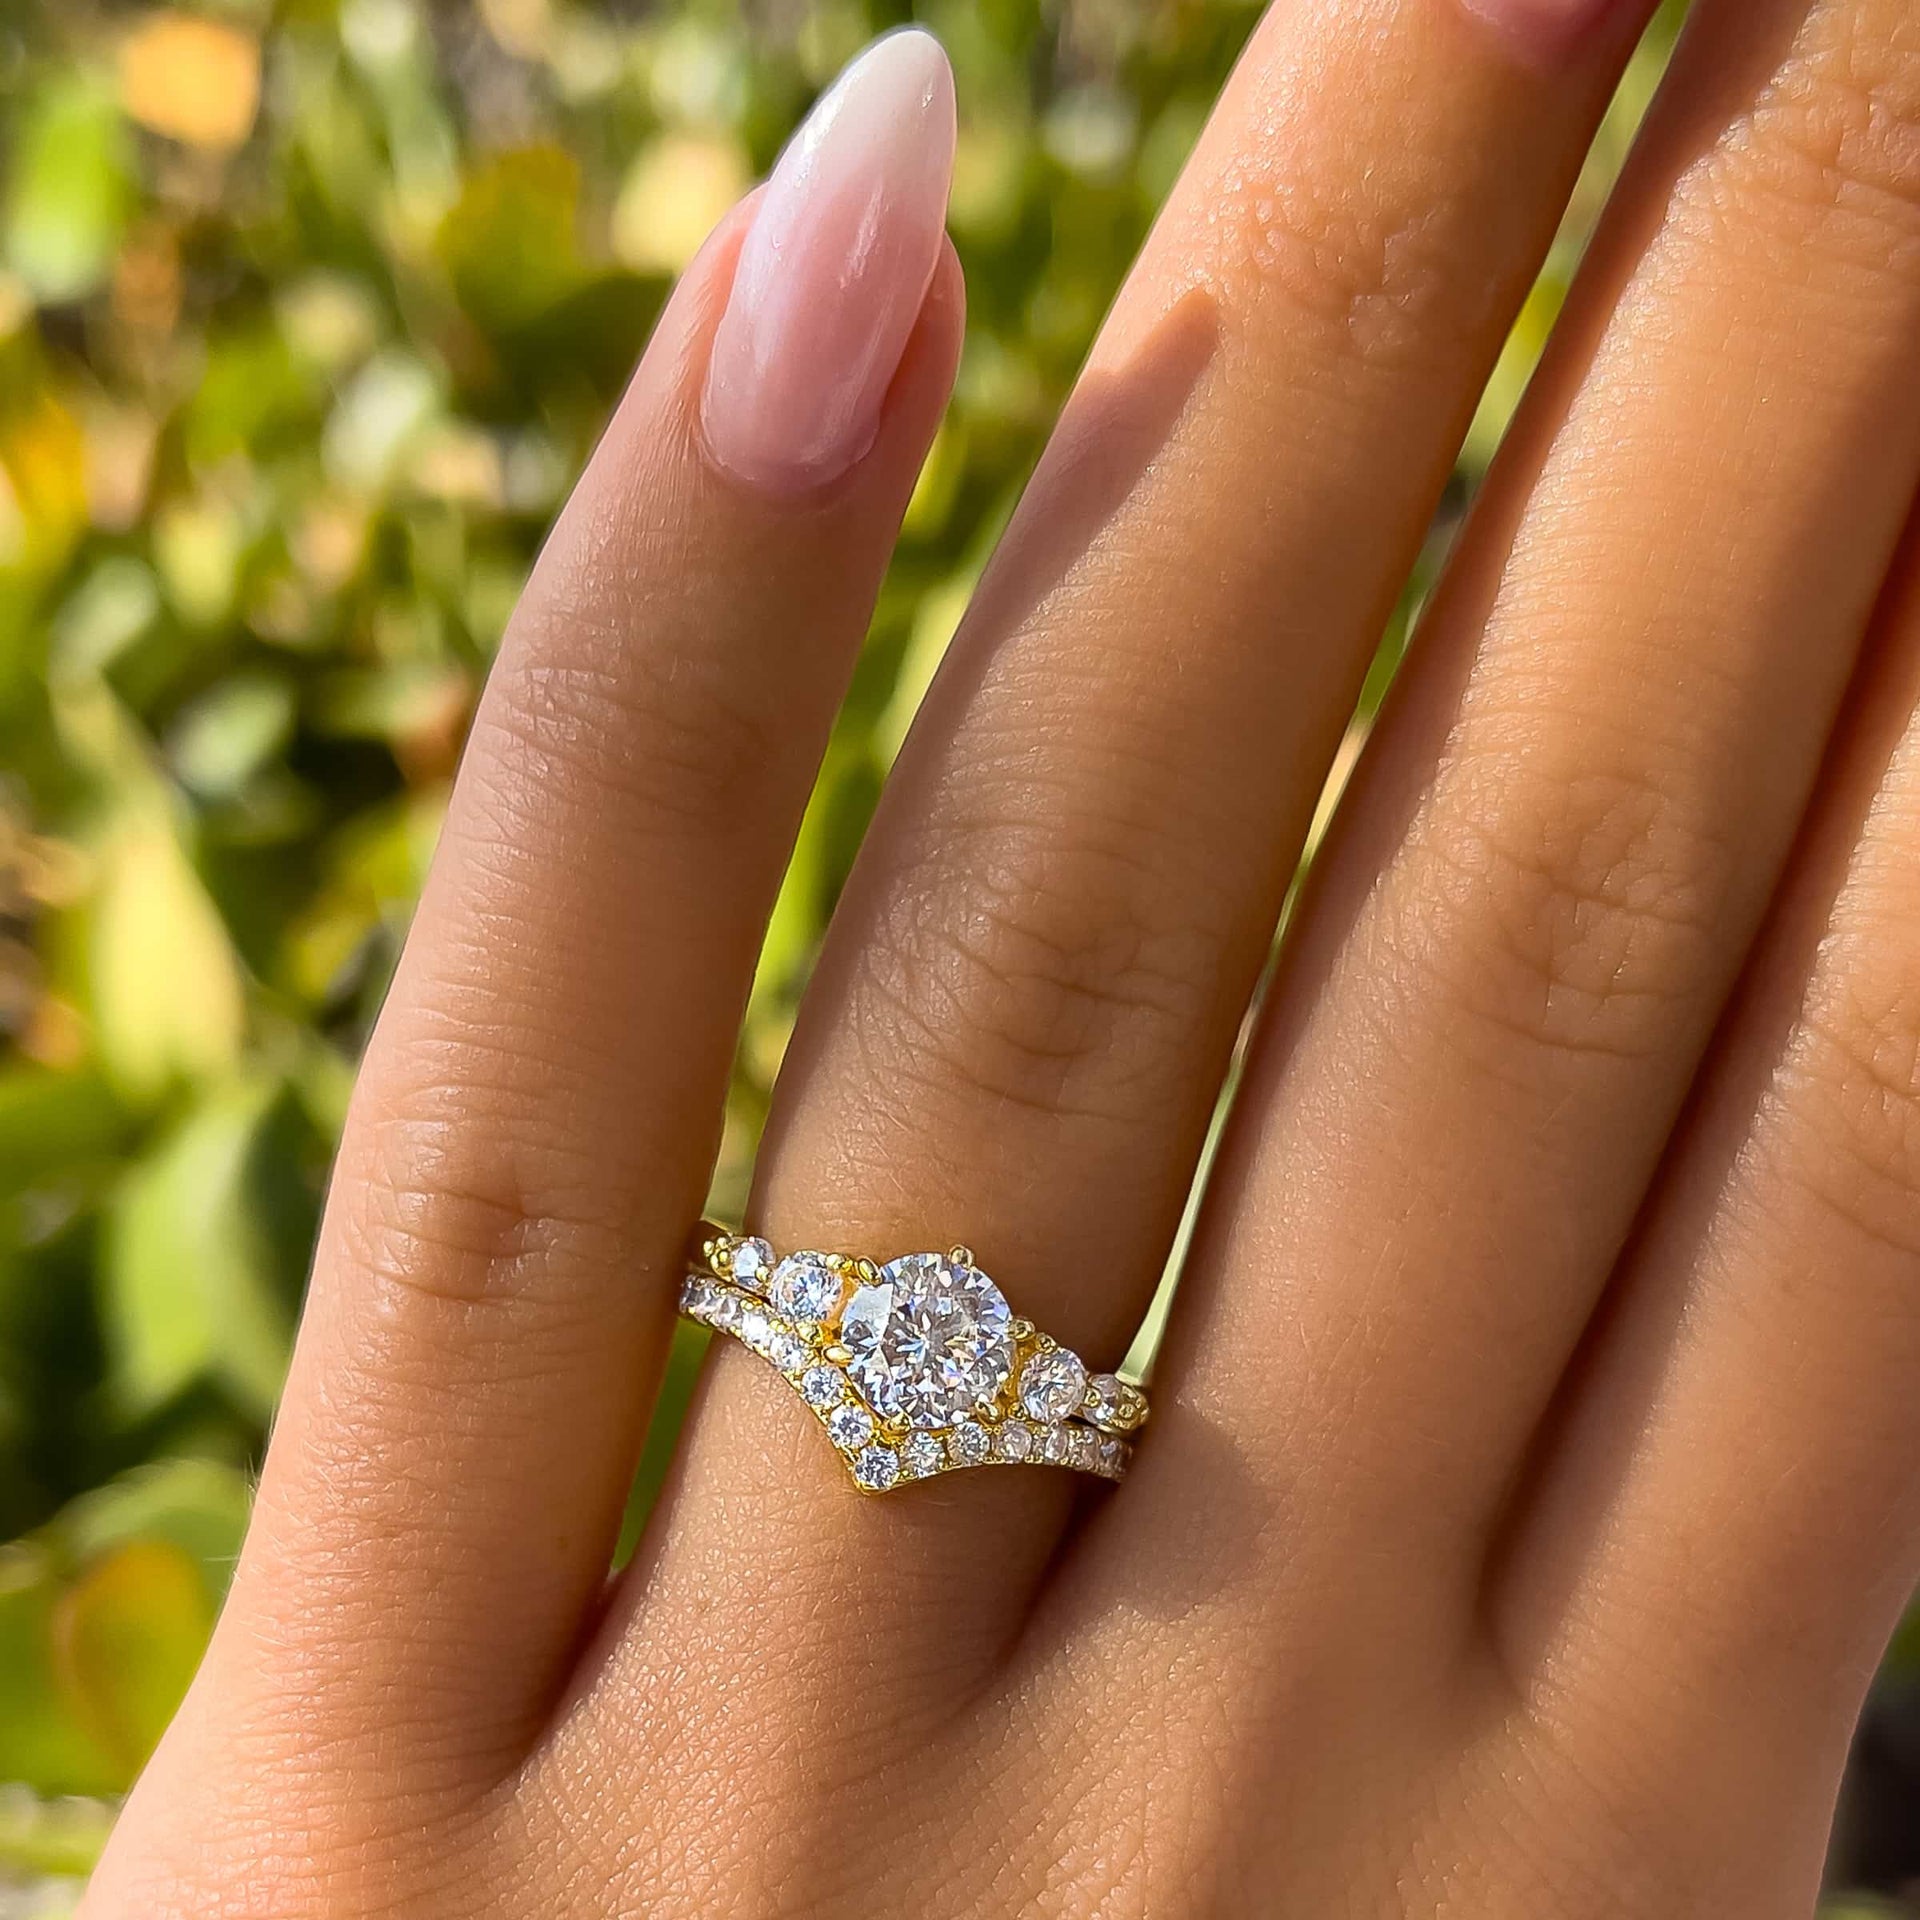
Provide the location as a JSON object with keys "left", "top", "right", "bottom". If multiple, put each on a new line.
{"left": 680, "top": 1229, "right": 1146, "bottom": 1494}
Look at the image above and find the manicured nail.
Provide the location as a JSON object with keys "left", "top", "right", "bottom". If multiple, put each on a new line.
{"left": 702, "top": 30, "right": 956, "bottom": 492}
{"left": 1457, "top": 0, "right": 1627, "bottom": 61}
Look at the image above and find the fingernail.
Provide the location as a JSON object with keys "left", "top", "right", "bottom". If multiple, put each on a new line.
{"left": 702, "top": 30, "right": 956, "bottom": 492}
{"left": 1457, "top": 0, "right": 1628, "bottom": 61}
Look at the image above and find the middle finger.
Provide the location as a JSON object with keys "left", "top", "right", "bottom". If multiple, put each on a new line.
{"left": 617, "top": 0, "right": 1660, "bottom": 1716}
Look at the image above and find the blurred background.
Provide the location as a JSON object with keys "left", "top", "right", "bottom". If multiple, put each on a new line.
{"left": 0, "top": 0, "right": 1914, "bottom": 1911}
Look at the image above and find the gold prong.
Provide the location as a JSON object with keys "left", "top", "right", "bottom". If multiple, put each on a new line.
{"left": 949, "top": 1245, "right": 975, "bottom": 1267}
{"left": 824, "top": 1344, "right": 852, "bottom": 1365}
{"left": 855, "top": 1257, "right": 881, "bottom": 1283}
{"left": 1010, "top": 1317, "right": 1036, "bottom": 1342}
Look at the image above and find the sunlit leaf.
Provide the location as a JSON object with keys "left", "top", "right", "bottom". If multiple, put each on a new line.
{"left": 87, "top": 812, "right": 245, "bottom": 1102}
{"left": 152, "top": 494, "right": 247, "bottom": 628}
{"left": 119, "top": 13, "right": 262, "bottom": 154}
{"left": 2, "top": 76, "right": 134, "bottom": 304}
{"left": 101, "top": 1079, "right": 293, "bottom": 1420}
{"left": 322, "top": 348, "right": 441, "bottom": 493}
{"left": 611, "top": 134, "right": 749, "bottom": 276}
{"left": 0, "top": 1783, "right": 116, "bottom": 1881}
{"left": 167, "top": 672, "right": 296, "bottom": 800}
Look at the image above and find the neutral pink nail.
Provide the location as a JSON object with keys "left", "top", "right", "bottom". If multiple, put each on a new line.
{"left": 702, "top": 30, "right": 956, "bottom": 492}
{"left": 1457, "top": 0, "right": 1628, "bottom": 61}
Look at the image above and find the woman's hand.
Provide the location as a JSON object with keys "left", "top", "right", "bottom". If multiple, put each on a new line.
{"left": 84, "top": 0, "right": 1920, "bottom": 1912}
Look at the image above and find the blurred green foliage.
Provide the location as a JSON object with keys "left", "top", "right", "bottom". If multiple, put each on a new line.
{"left": 0, "top": 0, "right": 1892, "bottom": 1910}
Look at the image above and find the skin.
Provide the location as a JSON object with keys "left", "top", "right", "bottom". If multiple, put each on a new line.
{"left": 83, "top": 0, "right": 1920, "bottom": 1912}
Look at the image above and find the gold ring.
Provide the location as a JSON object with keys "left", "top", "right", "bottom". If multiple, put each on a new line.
{"left": 680, "top": 1229, "right": 1149, "bottom": 1494}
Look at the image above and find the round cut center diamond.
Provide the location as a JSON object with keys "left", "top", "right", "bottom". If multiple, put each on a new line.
{"left": 840, "top": 1252, "right": 1015, "bottom": 1431}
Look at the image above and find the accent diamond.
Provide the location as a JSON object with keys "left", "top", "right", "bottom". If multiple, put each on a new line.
{"left": 949, "top": 1420, "right": 991, "bottom": 1466}
{"left": 1084, "top": 1373, "right": 1145, "bottom": 1433}
{"left": 901, "top": 1432, "right": 945, "bottom": 1479}
{"left": 840, "top": 1252, "right": 1015, "bottom": 1431}
{"left": 730, "top": 1236, "right": 774, "bottom": 1293}
{"left": 827, "top": 1403, "right": 874, "bottom": 1451}
{"left": 801, "top": 1365, "right": 844, "bottom": 1409}
{"left": 995, "top": 1421, "right": 1034, "bottom": 1462}
{"left": 1019, "top": 1347, "right": 1090, "bottom": 1423}
{"left": 770, "top": 1252, "right": 844, "bottom": 1325}
{"left": 853, "top": 1445, "right": 900, "bottom": 1491}
{"left": 1042, "top": 1425, "right": 1072, "bottom": 1466}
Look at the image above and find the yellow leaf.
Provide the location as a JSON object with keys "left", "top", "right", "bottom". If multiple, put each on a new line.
{"left": 612, "top": 134, "right": 748, "bottom": 275}
{"left": 51, "top": 1539, "right": 212, "bottom": 1784}
{"left": 89, "top": 811, "right": 245, "bottom": 1100}
{"left": 0, "top": 385, "right": 89, "bottom": 576}
{"left": 119, "top": 13, "right": 261, "bottom": 153}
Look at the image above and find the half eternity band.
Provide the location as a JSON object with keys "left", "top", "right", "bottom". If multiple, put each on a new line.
{"left": 679, "top": 1228, "right": 1150, "bottom": 1494}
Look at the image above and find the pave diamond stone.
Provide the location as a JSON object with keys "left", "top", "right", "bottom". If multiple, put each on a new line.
{"left": 1042, "top": 1425, "right": 1072, "bottom": 1466}
{"left": 1019, "top": 1347, "right": 1090, "bottom": 1423}
{"left": 729, "top": 1236, "right": 774, "bottom": 1293}
{"left": 801, "top": 1365, "right": 844, "bottom": 1409}
{"left": 827, "top": 1403, "right": 875, "bottom": 1451}
{"left": 901, "top": 1432, "right": 945, "bottom": 1479}
{"left": 770, "top": 1252, "right": 844, "bottom": 1325}
{"left": 769, "top": 1329, "right": 809, "bottom": 1373}
{"left": 949, "top": 1420, "right": 991, "bottom": 1466}
{"left": 853, "top": 1445, "right": 900, "bottom": 1491}
{"left": 996, "top": 1421, "right": 1034, "bottom": 1462}
{"left": 840, "top": 1252, "right": 1015, "bottom": 1431}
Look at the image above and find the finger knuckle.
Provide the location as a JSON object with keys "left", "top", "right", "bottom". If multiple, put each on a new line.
{"left": 1212, "top": 175, "right": 1474, "bottom": 374}
{"left": 1711, "top": 2, "right": 1920, "bottom": 263}
{"left": 480, "top": 599, "right": 781, "bottom": 841}
{"left": 1783, "top": 964, "right": 1920, "bottom": 1258}
{"left": 335, "top": 1024, "right": 641, "bottom": 1310}
{"left": 1406, "top": 761, "right": 1730, "bottom": 1068}
{"left": 854, "top": 820, "right": 1221, "bottom": 1132}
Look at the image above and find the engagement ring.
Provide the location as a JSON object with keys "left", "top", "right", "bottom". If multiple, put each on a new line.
{"left": 681, "top": 1230, "right": 1149, "bottom": 1493}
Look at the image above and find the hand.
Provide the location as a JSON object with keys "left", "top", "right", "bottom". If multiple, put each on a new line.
{"left": 84, "top": 1, "right": 1920, "bottom": 1912}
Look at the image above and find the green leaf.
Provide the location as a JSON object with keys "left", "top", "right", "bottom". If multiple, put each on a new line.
{"left": 56, "top": 1459, "right": 251, "bottom": 1607}
{"left": 167, "top": 673, "right": 297, "bottom": 801}
{"left": 0, "top": 1067, "right": 129, "bottom": 1199}
{"left": 3, "top": 75, "right": 135, "bottom": 304}
{"left": 102, "top": 1081, "right": 295, "bottom": 1421}
{"left": 437, "top": 147, "right": 589, "bottom": 335}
